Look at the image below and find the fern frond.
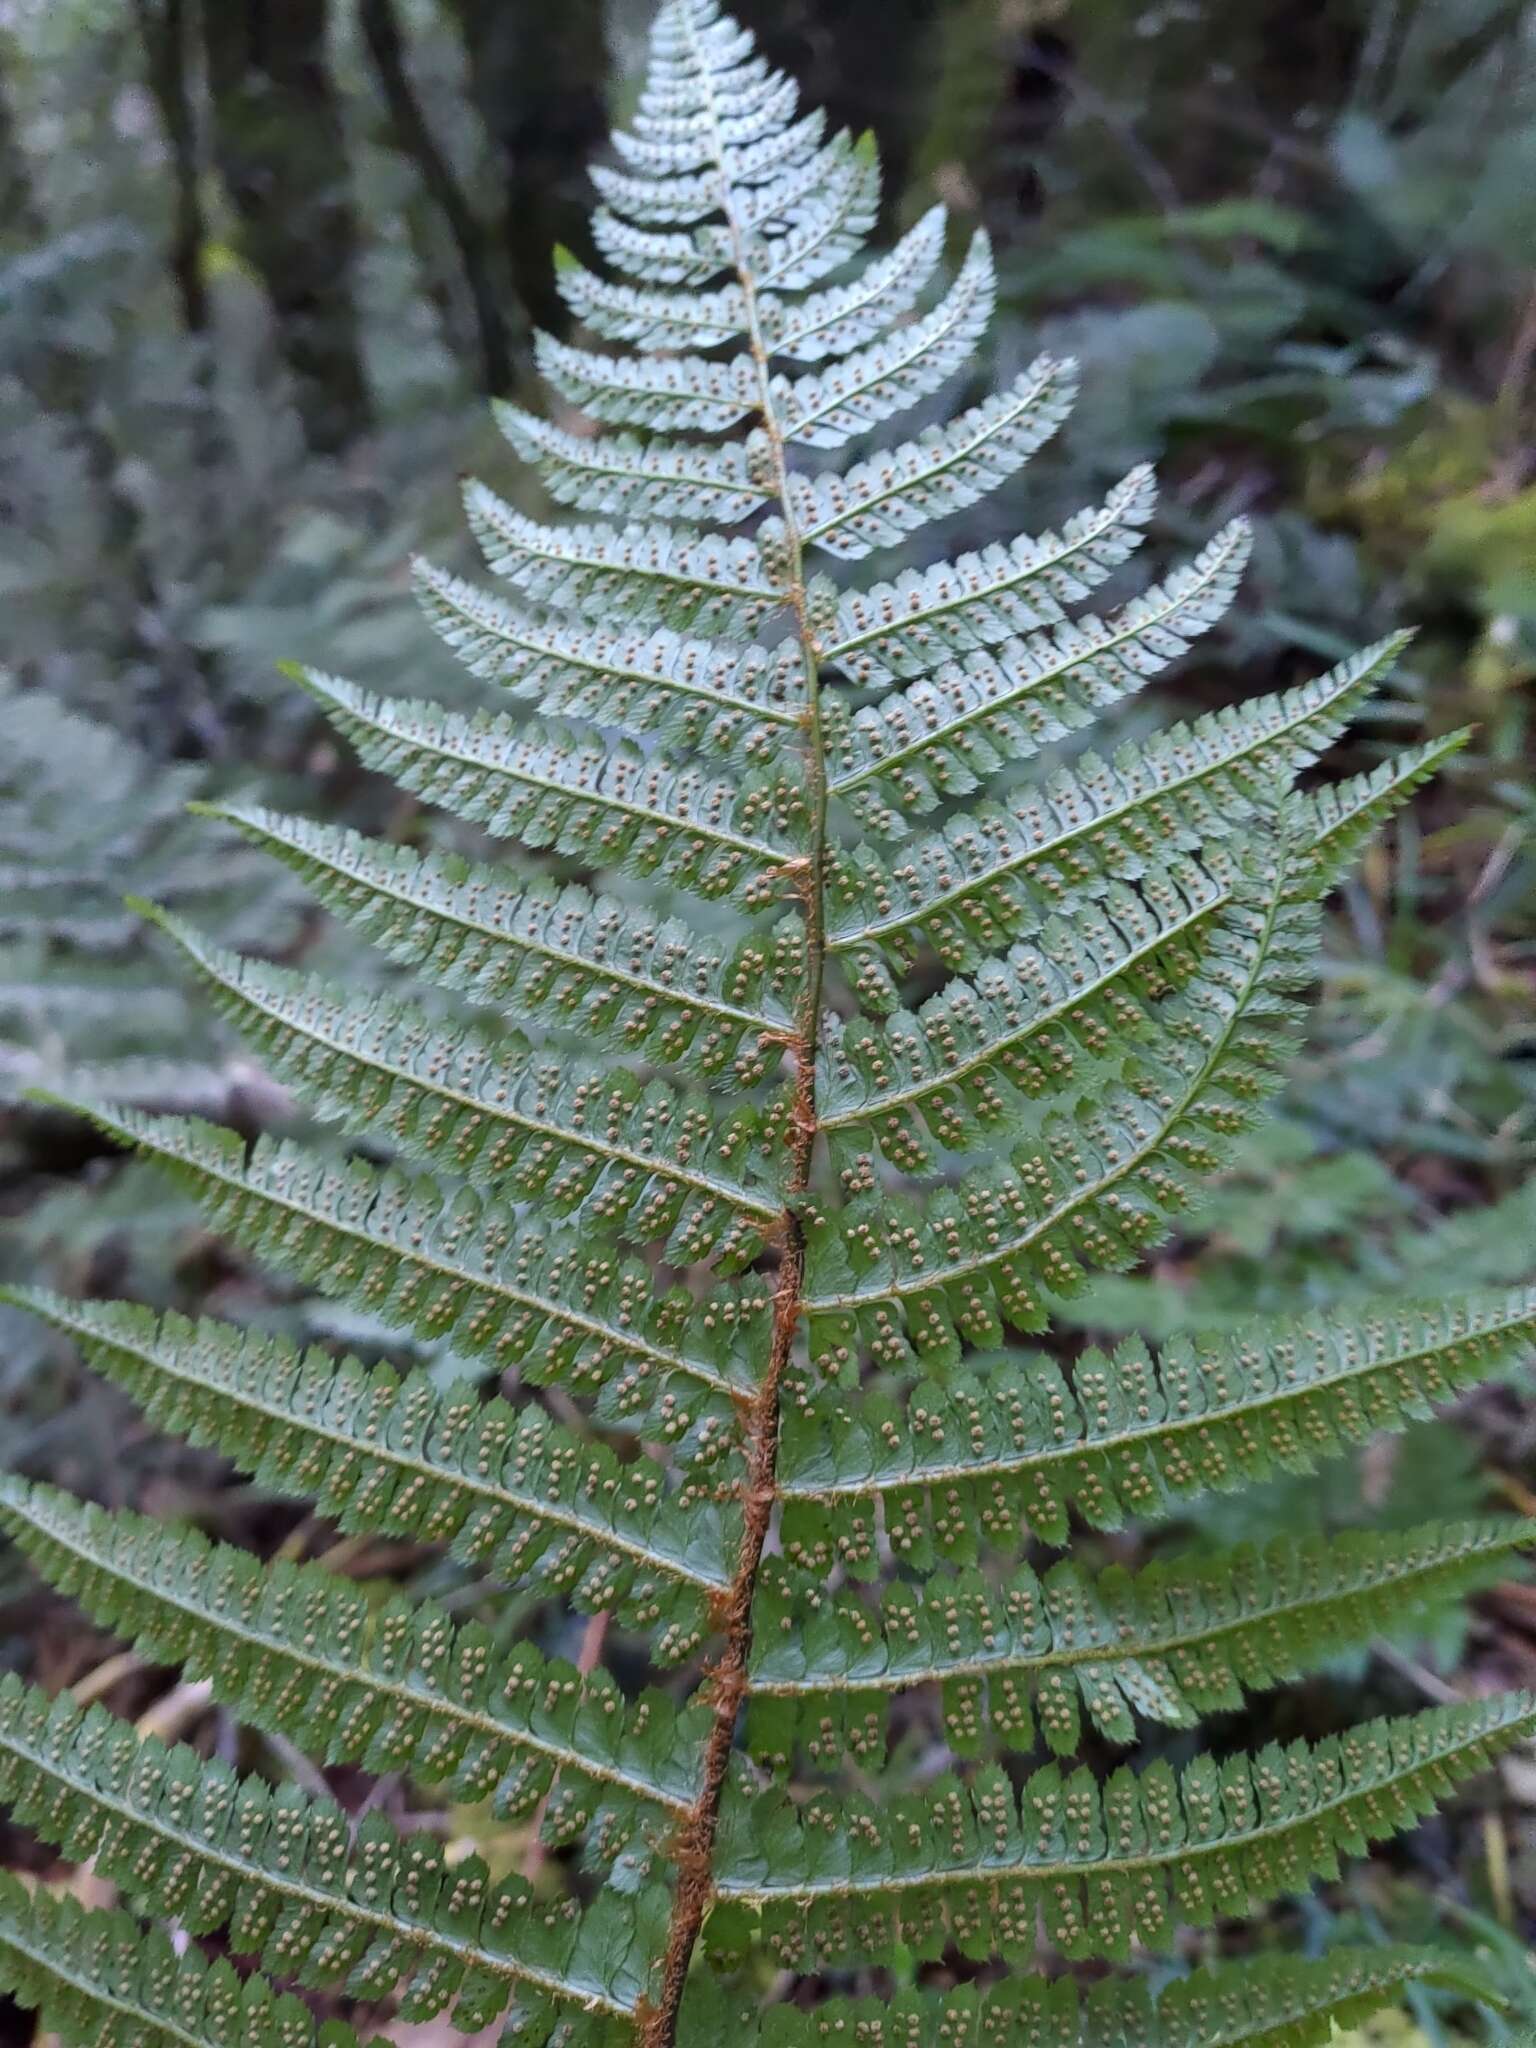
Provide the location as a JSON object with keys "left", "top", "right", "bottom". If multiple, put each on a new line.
{"left": 3, "top": 1290, "right": 730, "bottom": 1655}
{"left": 746, "top": 1519, "right": 1533, "bottom": 1765}
{"left": 412, "top": 559, "right": 807, "bottom": 747}
{"left": 45, "top": 1104, "right": 770, "bottom": 1425}
{"left": 0, "top": 1476, "right": 702, "bottom": 1835}
{"left": 0, "top": 1675, "right": 661, "bottom": 2028}
{"left": 712, "top": 1694, "right": 1536, "bottom": 1967}
{"left": 463, "top": 487, "right": 782, "bottom": 634}
{"left": 806, "top": 859, "right": 1313, "bottom": 1366}
{"left": 790, "top": 356, "right": 1078, "bottom": 560}
{"left": 291, "top": 670, "right": 805, "bottom": 912}
{"left": 819, "top": 857, "right": 1228, "bottom": 1170}
{"left": 493, "top": 402, "right": 770, "bottom": 524}
{"left": 4, "top": 3, "right": 1514, "bottom": 2038}
{"left": 144, "top": 910, "right": 779, "bottom": 1261}
{"left": 780, "top": 1287, "right": 1536, "bottom": 1550}
{"left": 0, "top": 1876, "right": 376, "bottom": 2048}
{"left": 1296, "top": 729, "right": 1471, "bottom": 894}
{"left": 535, "top": 332, "right": 760, "bottom": 434}
{"left": 196, "top": 806, "right": 799, "bottom": 1082}
{"left": 825, "top": 519, "right": 1251, "bottom": 831}
{"left": 775, "top": 232, "right": 995, "bottom": 449}
{"left": 553, "top": 201, "right": 949, "bottom": 363}
{"left": 826, "top": 635, "right": 1407, "bottom": 975}
{"left": 675, "top": 1946, "right": 1489, "bottom": 2048}
{"left": 765, "top": 203, "right": 950, "bottom": 361}
{"left": 824, "top": 461, "right": 1156, "bottom": 686}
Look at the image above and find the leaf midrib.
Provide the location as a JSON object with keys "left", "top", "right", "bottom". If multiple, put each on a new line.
{"left": 0, "top": 1713, "right": 637, "bottom": 2019}
{"left": 713, "top": 1701, "right": 1536, "bottom": 1902}
{"left": 779, "top": 1298, "right": 1536, "bottom": 1503}
{"left": 29, "top": 1294, "right": 730, "bottom": 1591}
{"left": 4, "top": 1489, "right": 693, "bottom": 1813}
{"left": 746, "top": 1521, "right": 1526, "bottom": 1695}
{"left": 809, "top": 876, "right": 1290, "bottom": 1311}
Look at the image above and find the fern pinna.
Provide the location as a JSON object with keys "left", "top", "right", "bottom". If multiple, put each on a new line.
{"left": 2, "top": 5, "right": 1533, "bottom": 2044}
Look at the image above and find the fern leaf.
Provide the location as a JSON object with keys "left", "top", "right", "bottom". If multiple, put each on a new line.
{"left": 1297, "top": 729, "right": 1471, "bottom": 895}
{"left": 0, "top": 1675, "right": 661, "bottom": 2027}
{"left": 46, "top": 1103, "right": 769, "bottom": 1424}
{"left": 560, "top": 186, "right": 941, "bottom": 365}
{"left": 790, "top": 356, "right": 1078, "bottom": 560}
{"left": 775, "top": 232, "right": 995, "bottom": 449}
{"left": 676, "top": 1946, "right": 1491, "bottom": 2048}
{"left": 554, "top": 254, "right": 752, "bottom": 350}
{"left": 291, "top": 670, "right": 805, "bottom": 912}
{"left": 197, "top": 806, "right": 799, "bottom": 1083}
{"left": 712, "top": 1693, "right": 1536, "bottom": 1967}
{"left": 805, "top": 861, "right": 1313, "bottom": 1365}
{"left": 826, "top": 519, "right": 1250, "bottom": 830}
{"left": 144, "top": 910, "right": 780, "bottom": 1261}
{"left": 0, "top": 1475, "right": 703, "bottom": 1835}
{"left": 819, "top": 857, "right": 1228, "bottom": 1170}
{"left": 746, "top": 1519, "right": 1533, "bottom": 1765}
{"left": 0, "top": 1876, "right": 375, "bottom": 2048}
{"left": 3, "top": 1290, "right": 730, "bottom": 1656}
{"left": 493, "top": 401, "right": 770, "bottom": 524}
{"left": 827, "top": 634, "right": 1407, "bottom": 983}
{"left": 779, "top": 1287, "right": 1536, "bottom": 1550}
{"left": 412, "top": 559, "right": 807, "bottom": 748}
{"left": 463, "top": 487, "right": 782, "bottom": 634}
{"left": 3, "top": 3, "right": 1512, "bottom": 2037}
{"left": 766, "top": 204, "right": 949, "bottom": 362}
{"left": 824, "top": 461, "right": 1157, "bottom": 686}
{"left": 818, "top": 728, "right": 1440, "bottom": 1171}
{"left": 534, "top": 332, "right": 760, "bottom": 434}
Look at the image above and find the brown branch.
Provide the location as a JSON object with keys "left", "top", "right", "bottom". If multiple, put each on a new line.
{"left": 132, "top": 0, "right": 208, "bottom": 334}
{"left": 637, "top": 20, "right": 832, "bottom": 2040}
{"left": 357, "top": 0, "right": 513, "bottom": 397}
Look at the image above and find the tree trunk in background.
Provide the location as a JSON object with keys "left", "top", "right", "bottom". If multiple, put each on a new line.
{"left": 359, "top": 0, "right": 512, "bottom": 397}
{"left": 133, "top": 0, "right": 208, "bottom": 335}
{"left": 0, "top": 38, "right": 42, "bottom": 242}
{"left": 202, "top": 0, "right": 371, "bottom": 453}
{"left": 445, "top": 0, "right": 608, "bottom": 342}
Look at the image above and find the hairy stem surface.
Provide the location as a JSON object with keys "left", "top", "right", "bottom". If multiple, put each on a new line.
{"left": 639, "top": 18, "right": 828, "bottom": 2043}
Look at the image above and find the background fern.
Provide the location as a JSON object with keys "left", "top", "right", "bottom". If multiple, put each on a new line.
{"left": 1, "top": 5, "right": 1533, "bottom": 2046}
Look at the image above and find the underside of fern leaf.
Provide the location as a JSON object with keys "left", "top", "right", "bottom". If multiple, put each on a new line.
{"left": 2, "top": 4, "right": 1531, "bottom": 2046}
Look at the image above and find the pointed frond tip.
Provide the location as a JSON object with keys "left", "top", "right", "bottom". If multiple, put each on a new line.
{"left": 712, "top": 1693, "right": 1536, "bottom": 1967}
{"left": 674, "top": 1943, "right": 1494, "bottom": 2048}
{"left": 781, "top": 1285, "right": 1536, "bottom": 1548}
{"left": 746, "top": 1518, "right": 1534, "bottom": 1766}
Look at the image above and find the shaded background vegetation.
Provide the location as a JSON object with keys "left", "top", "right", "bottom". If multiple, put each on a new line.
{"left": 1, "top": 0, "right": 1534, "bottom": 2040}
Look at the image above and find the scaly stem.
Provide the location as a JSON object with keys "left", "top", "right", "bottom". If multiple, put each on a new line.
{"left": 639, "top": 15, "right": 827, "bottom": 2042}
